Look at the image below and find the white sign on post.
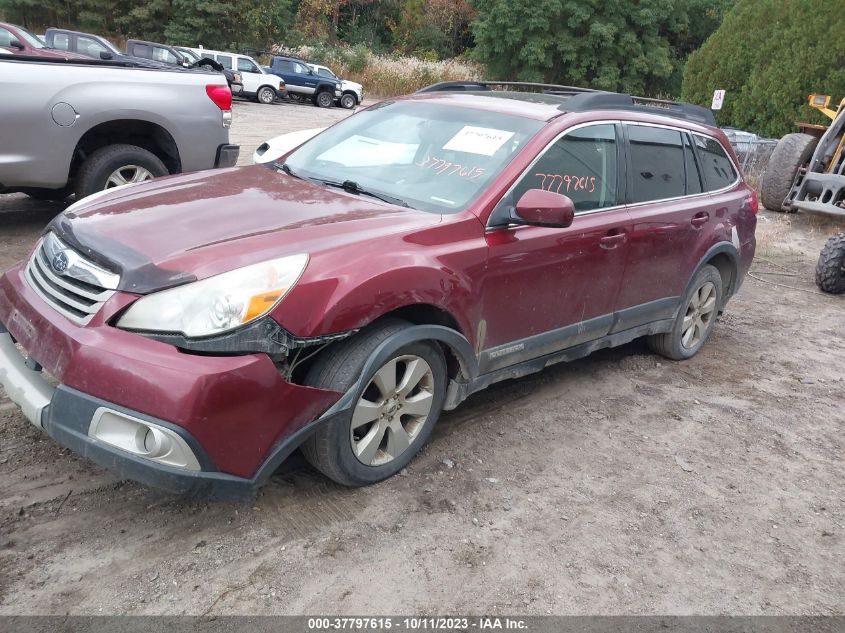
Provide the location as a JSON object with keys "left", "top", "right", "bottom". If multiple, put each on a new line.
{"left": 711, "top": 89, "right": 726, "bottom": 110}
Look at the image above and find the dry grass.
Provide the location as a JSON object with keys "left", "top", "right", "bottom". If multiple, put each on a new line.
{"left": 755, "top": 212, "right": 794, "bottom": 257}
{"left": 276, "top": 44, "right": 482, "bottom": 97}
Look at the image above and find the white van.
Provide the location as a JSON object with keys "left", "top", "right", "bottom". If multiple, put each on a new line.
{"left": 190, "top": 48, "right": 284, "bottom": 104}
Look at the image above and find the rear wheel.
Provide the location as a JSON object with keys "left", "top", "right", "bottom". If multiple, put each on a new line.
{"left": 648, "top": 265, "right": 723, "bottom": 360}
{"left": 314, "top": 90, "right": 334, "bottom": 108}
{"left": 760, "top": 133, "right": 818, "bottom": 212}
{"left": 257, "top": 86, "right": 276, "bottom": 104}
{"left": 74, "top": 144, "right": 168, "bottom": 199}
{"left": 301, "top": 319, "right": 447, "bottom": 486}
{"left": 815, "top": 233, "right": 845, "bottom": 294}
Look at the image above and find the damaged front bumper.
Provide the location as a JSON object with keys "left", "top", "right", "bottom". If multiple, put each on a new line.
{"left": 0, "top": 264, "right": 346, "bottom": 499}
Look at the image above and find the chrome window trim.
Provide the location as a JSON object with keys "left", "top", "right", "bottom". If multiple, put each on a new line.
{"left": 486, "top": 118, "right": 742, "bottom": 231}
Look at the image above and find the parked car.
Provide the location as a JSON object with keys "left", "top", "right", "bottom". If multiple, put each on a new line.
{"left": 0, "top": 22, "right": 88, "bottom": 59}
{"left": 260, "top": 65, "right": 288, "bottom": 99}
{"left": 0, "top": 55, "right": 238, "bottom": 200}
{"left": 127, "top": 40, "right": 243, "bottom": 95}
{"left": 190, "top": 48, "right": 283, "bottom": 104}
{"left": 0, "top": 82, "right": 756, "bottom": 498}
{"left": 44, "top": 28, "right": 141, "bottom": 63}
{"left": 253, "top": 127, "right": 325, "bottom": 165}
{"left": 308, "top": 62, "right": 363, "bottom": 109}
{"left": 270, "top": 54, "right": 341, "bottom": 108}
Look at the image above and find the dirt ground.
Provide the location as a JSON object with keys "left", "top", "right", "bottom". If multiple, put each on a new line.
{"left": 0, "top": 101, "right": 843, "bottom": 616}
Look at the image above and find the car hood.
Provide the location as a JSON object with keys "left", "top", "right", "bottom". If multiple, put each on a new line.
{"left": 48, "top": 165, "right": 441, "bottom": 294}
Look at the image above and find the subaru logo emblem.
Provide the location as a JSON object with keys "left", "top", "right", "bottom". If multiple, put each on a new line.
{"left": 51, "top": 251, "right": 69, "bottom": 274}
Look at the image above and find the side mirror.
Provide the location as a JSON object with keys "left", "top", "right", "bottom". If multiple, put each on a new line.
{"left": 9, "top": 39, "right": 24, "bottom": 50}
{"left": 99, "top": 51, "right": 113, "bottom": 60}
{"left": 512, "top": 189, "right": 575, "bottom": 228}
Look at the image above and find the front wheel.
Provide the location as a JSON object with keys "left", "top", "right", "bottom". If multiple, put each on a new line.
{"left": 815, "top": 233, "right": 845, "bottom": 294}
{"left": 74, "top": 144, "right": 168, "bottom": 199}
{"left": 314, "top": 91, "right": 334, "bottom": 108}
{"left": 760, "top": 133, "right": 818, "bottom": 212}
{"left": 301, "top": 319, "right": 447, "bottom": 486}
{"left": 257, "top": 86, "right": 276, "bottom": 104}
{"left": 340, "top": 93, "right": 357, "bottom": 109}
{"left": 648, "top": 265, "right": 723, "bottom": 360}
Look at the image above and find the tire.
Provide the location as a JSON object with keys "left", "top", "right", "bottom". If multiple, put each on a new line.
{"left": 301, "top": 319, "right": 447, "bottom": 486}
{"left": 74, "top": 144, "right": 168, "bottom": 199}
{"left": 815, "top": 233, "right": 845, "bottom": 294}
{"left": 314, "top": 90, "right": 334, "bottom": 108}
{"left": 340, "top": 93, "right": 357, "bottom": 109}
{"left": 20, "top": 187, "right": 71, "bottom": 202}
{"left": 760, "top": 133, "right": 818, "bottom": 212}
{"left": 257, "top": 86, "right": 276, "bottom": 104}
{"left": 288, "top": 93, "right": 304, "bottom": 104}
{"left": 648, "top": 265, "right": 723, "bottom": 361}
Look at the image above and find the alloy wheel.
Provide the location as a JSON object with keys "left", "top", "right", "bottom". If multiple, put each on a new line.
{"left": 317, "top": 92, "right": 333, "bottom": 108}
{"left": 681, "top": 281, "right": 716, "bottom": 349}
{"left": 106, "top": 165, "right": 154, "bottom": 188}
{"left": 259, "top": 88, "right": 274, "bottom": 104}
{"left": 350, "top": 355, "right": 435, "bottom": 466}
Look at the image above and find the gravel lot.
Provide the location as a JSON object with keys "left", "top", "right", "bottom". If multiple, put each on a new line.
{"left": 0, "top": 100, "right": 843, "bottom": 616}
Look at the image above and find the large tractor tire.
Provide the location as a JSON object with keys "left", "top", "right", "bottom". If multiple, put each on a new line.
{"left": 760, "top": 133, "right": 818, "bottom": 212}
{"left": 815, "top": 233, "right": 845, "bottom": 294}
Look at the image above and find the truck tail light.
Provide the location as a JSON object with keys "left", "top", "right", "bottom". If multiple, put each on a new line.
{"left": 206, "top": 84, "right": 232, "bottom": 128}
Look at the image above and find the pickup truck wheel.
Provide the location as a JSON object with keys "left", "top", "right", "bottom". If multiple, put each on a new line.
{"left": 257, "top": 86, "right": 276, "bottom": 104}
{"left": 648, "top": 265, "right": 723, "bottom": 361}
{"left": 301, "top": 319, "right": 447, "bottom": 486}
{"left": 340, "top": 93, "right": 357, "bottom": 109}
{"left": 815, "top": 233, "right": 845, "bottom": 294}
{"left": 315, "top": 91, "right": 334, "bottom": 108}
{"left": 288, "top": 94, "right": 304, "bottom": 104}
{"left": 75, "top": 144, "right": 168, "bottom": 198}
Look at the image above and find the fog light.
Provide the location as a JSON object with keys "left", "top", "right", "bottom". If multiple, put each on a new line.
{"left": 88, "top": 408, "right": 201, "bottom": 471}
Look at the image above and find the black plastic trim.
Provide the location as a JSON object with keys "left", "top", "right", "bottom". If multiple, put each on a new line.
{"left": 129, "top": 317, "right": 357, "bottom": 355}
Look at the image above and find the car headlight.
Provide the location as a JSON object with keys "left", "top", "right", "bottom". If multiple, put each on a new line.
{"left": 117, "top": 254, "right": 308, "bottom": 338}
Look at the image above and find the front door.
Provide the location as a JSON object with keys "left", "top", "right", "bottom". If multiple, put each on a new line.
{"left": 479, "top": 122, "right": 631, "bottom": 373}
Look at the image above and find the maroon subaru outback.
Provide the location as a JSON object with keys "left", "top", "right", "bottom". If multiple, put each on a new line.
{"left": 0, "top": 82, "right": 757, "bottom": 498}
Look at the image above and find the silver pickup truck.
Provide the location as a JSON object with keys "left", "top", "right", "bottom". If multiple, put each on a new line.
{"left": 0, "top": 56, "right": 239, "bottom": 200}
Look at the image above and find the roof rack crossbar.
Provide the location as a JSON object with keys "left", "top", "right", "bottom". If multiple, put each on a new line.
{"left": 414, "top": 80, "right": 717, "bottom": 127}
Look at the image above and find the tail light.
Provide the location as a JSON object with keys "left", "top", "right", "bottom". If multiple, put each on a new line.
{"left": 206, "top": 84, "right": 232, "bottom": 128}
{"left": 748, "top": 189, "right": 759, "bottom": 214}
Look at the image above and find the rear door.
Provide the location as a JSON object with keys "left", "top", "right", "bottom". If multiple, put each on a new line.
{"left": 613, "top": 124, "right": 713, "bottom": 329}
{"left": 479, "top": 122, "right": 632, "bottom": 372}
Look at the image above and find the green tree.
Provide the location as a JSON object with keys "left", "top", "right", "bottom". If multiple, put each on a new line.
{"left": 469, "top": 0, "right": 729, "bottom": 96}
{"left": 682, "top": 0, "right": 845, "bottom": 137}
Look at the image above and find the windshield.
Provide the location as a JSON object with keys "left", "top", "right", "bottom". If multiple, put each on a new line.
{"left": 284, "top": 101, "right": 543, "bottom": 214}
{"left": 176, "top": 47, "right": 200, "bottom": 62}
{"left": 16, "top": 26, "right": 45, "bottom": 48}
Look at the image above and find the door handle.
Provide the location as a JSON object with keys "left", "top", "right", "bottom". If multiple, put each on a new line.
{"left": 599, "top": 232, "right": 626, "bottom": 249}
{"left": 691, "top": 212, "right": 710, "bottom": 227}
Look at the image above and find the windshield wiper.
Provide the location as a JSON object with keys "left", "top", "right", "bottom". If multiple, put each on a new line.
{"left": 313, "top": 178, "right": 410, "bottom": 208}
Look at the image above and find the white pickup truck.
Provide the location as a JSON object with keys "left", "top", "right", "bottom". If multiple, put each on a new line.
{"left": 0, "top": 55, "right": 239, "bottom": 200}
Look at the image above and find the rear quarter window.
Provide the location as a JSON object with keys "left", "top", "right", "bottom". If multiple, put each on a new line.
{"left": 694, "top": 134, "right": 738, "bottom": 191}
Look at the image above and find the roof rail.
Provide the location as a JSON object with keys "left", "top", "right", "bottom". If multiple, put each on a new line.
{"left": 415, "top": 80, "right": 716, "bottom": 126}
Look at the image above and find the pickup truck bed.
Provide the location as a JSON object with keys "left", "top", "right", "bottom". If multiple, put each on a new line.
{"left": 0, "top": 56, "right": 238, "bottom": 200}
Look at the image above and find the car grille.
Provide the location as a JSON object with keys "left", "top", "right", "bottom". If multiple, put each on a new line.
{"left": 24, "top": 233, "right": 120, "bottom": 326}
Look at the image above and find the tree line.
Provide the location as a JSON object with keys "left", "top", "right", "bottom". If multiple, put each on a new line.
{"left": 2, "top": 0, "right": 728, "bottom": 96}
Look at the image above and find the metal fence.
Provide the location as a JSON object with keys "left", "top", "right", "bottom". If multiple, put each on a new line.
{"left": 729, "top": 139, "right": 778, "bottom": 186}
